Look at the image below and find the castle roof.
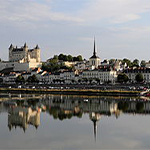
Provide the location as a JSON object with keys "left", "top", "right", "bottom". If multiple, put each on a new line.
{"left": 24, "top": 43, "right": 28, "bottom": 48}
{"left": 35, "top": 44, "right": 40, "bottom": 49}
{"left": 12, "top": 48, "right": 24, "bottom": 52}
{"left": 9, "top": 44, "right": 14, "bottom": 49}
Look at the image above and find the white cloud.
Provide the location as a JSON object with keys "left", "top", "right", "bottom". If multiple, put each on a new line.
{"left": 1, "top": 0, "right": 150, "bottom": 26}
{"left": 79, "top": 0, "right": 150, "bottom": 24}
{"left": 0, "top": 0, "right": 83, "bottom": 25}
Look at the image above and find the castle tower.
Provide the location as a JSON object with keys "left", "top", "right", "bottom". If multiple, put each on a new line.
{"left": 23, "top": 43, "right": 28, "bottom": 62}
{"left": 89, "top": 38, "right": 100, "bottom": 69}
{"left": 9, "top": 44, "right": 14, "bottom": 62}
{"left": 34, "top": 44, "right": 41, "bottom": 63}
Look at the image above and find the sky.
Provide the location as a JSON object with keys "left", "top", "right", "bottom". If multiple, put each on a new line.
{"left": 0, "top": 0, "right": 150, "bottom": 62}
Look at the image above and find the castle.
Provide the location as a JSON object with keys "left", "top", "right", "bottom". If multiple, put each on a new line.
{"left": 0, "top": 43, "right": 41, "bottom": 72}
{"left": 9, "top": 43, "right": 40, "bottom": 63}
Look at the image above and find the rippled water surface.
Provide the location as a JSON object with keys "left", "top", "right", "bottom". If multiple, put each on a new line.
{"left": 0, "top": 94, "right": 150, "bottom": 149}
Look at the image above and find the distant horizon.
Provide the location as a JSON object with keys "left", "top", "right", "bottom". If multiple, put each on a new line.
{"left": 2, "top": 42, "right": 149, "bottom": 63}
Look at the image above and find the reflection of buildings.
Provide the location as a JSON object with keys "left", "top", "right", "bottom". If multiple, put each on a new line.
{"left": 43, "top": 97, "right": 119, "bottom": 116}
{"left": 42, "top": 96, "right": 150, "bottom": 140}
{"left": 2, "top": 95, "right": 150, "bottom": 135}
{"left": 43, "top": 96, "right": 150, "bottom": 116}
{"left": 8, "top": 106, "right": 41, "bottom": 132}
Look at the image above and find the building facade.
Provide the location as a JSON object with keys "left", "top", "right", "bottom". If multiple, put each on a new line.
{"left": 124, "top": 68, "right": 150, "bottom": 83}
{"left": 81, "top": 68, "right": 117, "bottom": 84}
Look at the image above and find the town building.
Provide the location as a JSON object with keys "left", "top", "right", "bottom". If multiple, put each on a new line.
{"left": 81, "top": 67, "right": 117, "bottom": 84}
{"left": 124, "top": 68, "right": 150, "bottom": 83}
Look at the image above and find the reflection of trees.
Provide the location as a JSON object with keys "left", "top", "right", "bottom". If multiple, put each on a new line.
{"left": 136, "top": 102, "right": 144, "bottom": 113}
{"left": 27, "top": 99, "right": 39, "bottom": 106}
{"left": 48, "top": 106, "right": 83, "bottom": 120}
{"left": 15, "top": 99, "right": 40, "bottom": 107}
{"left": 118, "top": 101, "right": 129, "bottom": 112}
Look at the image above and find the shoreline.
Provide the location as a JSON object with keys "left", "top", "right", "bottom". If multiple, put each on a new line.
{"left": 0, "top": 87, "right": 141, "bottom": 96}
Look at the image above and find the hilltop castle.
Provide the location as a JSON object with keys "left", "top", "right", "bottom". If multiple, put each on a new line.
{"left": 0, "top": 43, "right": 42, "bottom": 72}
{"left": 9, "top": 43, "right": 40, "bottom": 63}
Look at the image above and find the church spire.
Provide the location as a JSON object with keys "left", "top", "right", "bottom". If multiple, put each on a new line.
{"left": 93, "top": 37, "right": 96, "bottom": 57}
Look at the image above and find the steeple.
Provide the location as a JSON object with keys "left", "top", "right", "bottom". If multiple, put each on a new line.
{"left": 90, "top": 37, "right": 99, "bottom": 59}
{"left": 93, "top": 37, "right": 96, "bottom": 57}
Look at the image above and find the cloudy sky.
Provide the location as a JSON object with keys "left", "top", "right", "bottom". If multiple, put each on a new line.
{"left": 1, "top": 0, "right": 150, "bottom": 61}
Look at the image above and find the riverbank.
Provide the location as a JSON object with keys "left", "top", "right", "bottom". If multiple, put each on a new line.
{"left": 0, "top": 87, "right": 141, "bottom": 96}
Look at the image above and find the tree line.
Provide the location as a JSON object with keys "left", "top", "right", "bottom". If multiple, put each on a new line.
{"left": 42, "top": 54, "right": 83, "bottom": 72}
{"left": 109, "top": 58, "right": 147, "bottom": 67}
{"left": 117, "top": 73, "right": 144, "bottom": 83}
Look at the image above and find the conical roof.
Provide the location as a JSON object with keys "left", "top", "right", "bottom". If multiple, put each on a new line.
{"left": 90, "top": 38, "right": 99, "bottom": 59}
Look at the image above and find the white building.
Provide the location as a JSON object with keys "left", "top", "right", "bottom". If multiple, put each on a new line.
{"left": 74, "top": 61, "right": 86, "bottom": 71}
{"left": 124, "top": 68, "right": 150, "bottom": 83}
{"left": 1, "top": 73, "right": 20, "bottom": 84}
{"left": 60, "top": 71, "right": 76, "bottom": 83}
{"left": 82, "top": 67, "right": 117, "bottom": 84}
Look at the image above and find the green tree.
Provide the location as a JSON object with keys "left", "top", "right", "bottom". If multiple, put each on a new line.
{"left": 27, "top": 75, "right": 39, "bottom": 83}
{"left": 109, "top": 59, "right": 115, "bottom": 64}
{"left": 15, "top": 75, "right": 25, "bottom": 84}
{"left": 132, "top": 59, "right": 139, "bottom": 67}
{"left": 42, "top": 56, "right": 60, "bottom": 72}
{"left": 140, "top": 60, "right": 146, "bottom": 67}
{"left": 95, "top": 78, "right": 100, "bottom": 84}
{"left": 122, "top": 58, "right": 132, "bottom": 67}
{"left": 77, "top": 55, "right": 83, "bottom": 61}
{"left": 73, "top": 57, "right": 78, "bottom": 61}
{"left": 68, "top": 55, "right": 73, "bottom": 61}
{"left": 135, "top": 73, "right": 143, "bottom": 83}
{"left": 117, "top": 73, "right": 129, "bottom": 83}
{"left": 41, "top": 63, "right": 49, "bottom": 72}
{"left": 53, "top": 55, "right": 58, "bottom": 60}
{"left": 58, "top": 54, "right": 65, "bottom": 60}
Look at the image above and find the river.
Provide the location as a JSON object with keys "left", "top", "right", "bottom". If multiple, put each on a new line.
{"left": 0, "top": 94, "right": 150, "bottom": 149}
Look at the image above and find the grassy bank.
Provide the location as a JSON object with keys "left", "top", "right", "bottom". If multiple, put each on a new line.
{"left": 0, "top": 88, "right": 140, "bottom": 96}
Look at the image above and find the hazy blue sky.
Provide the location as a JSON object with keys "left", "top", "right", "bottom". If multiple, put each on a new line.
{"left": 1, "top": 0, "right": 150, "bottom": 61}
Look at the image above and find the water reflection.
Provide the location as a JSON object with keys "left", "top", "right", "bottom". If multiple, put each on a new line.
{"left": 1, "top": 94, "right": 150, "bottom": 139}
{"left": 8, "top": 106, "right": 41, "bottom": 132}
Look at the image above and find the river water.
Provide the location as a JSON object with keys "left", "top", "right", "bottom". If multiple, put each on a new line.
{"left": 0, "top": 94, "right": 150, "bottom": 149}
